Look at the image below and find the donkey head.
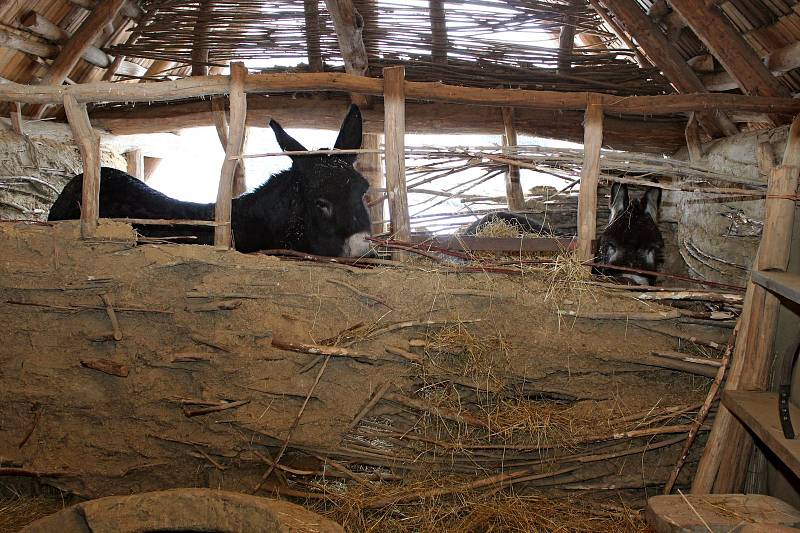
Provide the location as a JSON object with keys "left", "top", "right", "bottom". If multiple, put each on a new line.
{"left": 595, "top": 183, "right": 664, "bottom": 285}
{"left": 269, "top": 105, "right": 372, "bottom": 257}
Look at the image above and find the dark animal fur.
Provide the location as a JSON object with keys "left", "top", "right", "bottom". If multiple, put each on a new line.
{"left": 594, "top": 183, "right": 664, "bottom": 285}
{"left": 48, "top": 105, "right": 372, "bottom": 256}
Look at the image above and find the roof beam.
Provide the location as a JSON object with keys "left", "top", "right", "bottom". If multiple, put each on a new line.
{"left": 429, "top": 0, "right": 447, "bottom": 65}
{"left": 698, "top": 42, "right": 800, "bottom": 92}
{"left": 601, "top": 0, "right": 737, "bottom": 138}
{"left": 324, "top": 0, "right": 369, "bottom": 107}
{"left": 88, "top": 94, "right": 689, "bottom": 154}
{"left": 668, "top": 0, "right": 790, "bottom": 102}
{"left": 34, "top": 0, "right": 126, "bottom": 88}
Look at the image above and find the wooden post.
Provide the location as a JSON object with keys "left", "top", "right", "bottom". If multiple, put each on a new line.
{"left": 10, "top": 103, "right": 24, "bottom": 136}
{"left": 211, "top": 97, "right": 247, "bottom": 197}
{"left": 692, "top": 116, "right": 800, "bottom": 494}
{"left": 429, "top": 0, "right": 447, "bottom": 65}
{"left": 303, "top": 0, "right": 324, "bottom": 72}
{"left": 501, "top": 107, "right": 525, "bottom": 211}
{"left": 383, "top": 66, "right": 410, "bottom": 254}
{"left": 357, "top": 133, "right": 384, "bottom": 235}
{"left": 324, "top": 0, "right": 369, "bottom": 108}
{"left": 191, "top": 0, "right": 210, "bottom": 76}
{"left": 125, "top": 149, "right": 144, "bottom": 180}
{"left": 576, "top": 94, "right": 603, "bottom": 262}
{"left": 63, "top": 95, "right": 101, "bottom": 238}
{"left": 557, "top": 4, "right": 576, "bottom": 74}
{"left": 214, "top": 62, "right": 247, "bottom": 248}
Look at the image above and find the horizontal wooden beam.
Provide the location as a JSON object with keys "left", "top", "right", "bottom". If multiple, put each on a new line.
{"left": 89, "top": 95, "right": 688, "bottom": 154}
{"left": 700, "top": 42, "right": 800, "bottom": 92}
{"left": 0, "top": 72, "right": 798, "bottom": 116}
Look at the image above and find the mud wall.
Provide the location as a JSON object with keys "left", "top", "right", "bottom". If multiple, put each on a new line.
{"left": 0, "top": 122, "right": 126, "bottom": 221}
{"left": 0, "top": 220, "right": 716, "bottom": 501}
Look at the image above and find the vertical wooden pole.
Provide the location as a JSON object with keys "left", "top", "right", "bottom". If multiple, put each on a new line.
{"left": 501, "top": 107, "right": 525, "bottom": 211}
{"left": 429, "top": 0, "right": 448, "bottom": 65}
{"left": 357, "top": 133, "right": 384, "bottom": 235}
{"left": 10, "top": 102, "right": 23, "bottom": 135}
{"left": 303, "top": 0, "right": 324, "bottom": 72}
{"left": 576, "top": 94, "right": 604, "bottom": 262}
{"left": 692, "top": 116, "right": 800, "bottom": 494}
{"left": 63, "top": 95, "right": 101, "bottom": 239}
{"left": 191, "top": 0, "right": 210, "bottom": 76}
{"left": 143, "top": 157, "right": 162, "bottom": 182}
{"left": 214, "top": 62, "right": 247, "bottom": 248}
{"left": 125, "top": 149, "right": 144, "bottom": 180}
{"left": 383, "top": 66, "right": 410, "bottom": 254}
{"left": 211, "top": 96, "right": 247, "bottom": 197}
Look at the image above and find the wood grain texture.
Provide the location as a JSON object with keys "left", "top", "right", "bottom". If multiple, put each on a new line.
{"left": 214, "top": 62, "right": 247, "bottom": 248}
{"left": 383, "top": 66, "right": 410, "bottom": 253}
{"left": 63, "top": 94, "right": 100, "bottom": 238}
{"left": 577, "top": 94, "right": 603, "bottom": 262}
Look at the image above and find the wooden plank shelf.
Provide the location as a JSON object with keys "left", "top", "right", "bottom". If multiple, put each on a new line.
{"left": 722, "top": 390, "right": 800, "bottom": 478}
{"left": 752, "top": 270, "right": 800, "bottom": 305}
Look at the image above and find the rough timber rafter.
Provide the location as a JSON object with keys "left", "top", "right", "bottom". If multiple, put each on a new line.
{"left": 324, "top": 0, "right": 369, "bottom": 107}
{"left": 601, "top": 0, "right": 737, "bottom": 139}
{"left": 668, "top": 0, "right": 790, "bottom": 104}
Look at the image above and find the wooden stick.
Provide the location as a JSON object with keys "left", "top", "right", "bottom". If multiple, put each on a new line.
{"left": 253, "top": 355, "right": 331, "bottom": 493}
{"left": 664, "top": 325, "right": 737, "bottom": 494}
{"left": 650, "top": 351, "right": 722, "bottom": 368}
{"left": 501, "top": 107, "right": 525, "bottom": 210}
{"left": 63, "top": 95, "right": 100, "bottom": 238}
{"left": 383, "top": 391, "right": 488, "bottom": 429}
{"left": 348, "top": 381, "right": 394, "bottom": 430}
{"left": 577, "top": 93, "right": 603, "bottom": 262}
{"left": 271, "top": 337, "right": 377, "bottom": 361}
{"left": 558, "top": 309, "right": 682, "bottom": 321}
{"left": 214, "top": 62, "right": 247, "bottom": 247}
{"left": 360, "top": 319, "right": 482, "bottom": 341}
{"left": 182, "top": 399, "right": 249, "bottom": 417}
{"left": 105, "top": 217, "right": 225, "bottom": 226}
{"left": 80, "top": 358, "right": 129, "bottom": 377}
{"left": 633, "top": 324, "right": 723, "bottom": 350}
{"left": 327, "top": 278, "right": 392, "bottom": 308}
{"left": 18, "top": 408, "right": 41, "bottom": 449}
{"left": 633, "top": 291, "right": 743, "bottom": 304}
{"left": 99, "top": 293, "right": 122, "bottom": 341}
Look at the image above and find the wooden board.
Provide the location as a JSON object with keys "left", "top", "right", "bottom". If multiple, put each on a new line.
{"left": 646, "top": 494, "right": 800, "bottom": 532}
{"left": 722, "top": 391, "right": 800, "bottom": 478}
{"left": 752, "top": 270, "right": 800, "bottom": 305}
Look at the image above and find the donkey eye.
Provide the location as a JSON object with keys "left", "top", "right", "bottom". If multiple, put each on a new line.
{"left": 315, "top": 198, "right": 333, "bottom": 217}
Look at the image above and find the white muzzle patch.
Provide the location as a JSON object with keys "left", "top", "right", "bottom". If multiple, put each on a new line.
{"left": 341, "top": 231, "right": 371, "bottom": 257}
{"left": 620, "top": 273, "right": 650, "bottom": 286}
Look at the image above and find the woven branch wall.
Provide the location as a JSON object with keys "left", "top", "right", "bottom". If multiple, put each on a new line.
{"left": 112, "top": 0, "right": 671, "bottom": 95}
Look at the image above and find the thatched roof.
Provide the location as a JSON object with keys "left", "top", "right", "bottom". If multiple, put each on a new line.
{"left": 0, "top": 0, "right": 796, "bottom": 146}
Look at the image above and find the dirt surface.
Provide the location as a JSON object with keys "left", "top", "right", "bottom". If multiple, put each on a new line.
{"left": 0, "top": 220, "right": 723, "bottom": 529}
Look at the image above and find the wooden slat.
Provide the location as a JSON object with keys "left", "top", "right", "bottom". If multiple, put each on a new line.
{"left": 20, "top": 11, "right": 111, "bottom": 68}
{"left": 214, "top": 62, "right": 247, "bottom": 248}
{"left": 752, "top": 271, "right": 800, "bottom": 305}
{"left": 722, "top": 391, "right": 800, "bottom": 479}
{"left": 669, "top": 0, "right": 791, "bottom": 107}
{"left": 383, "top": 66, "right": 410, "bottom": 255}
{"left": 576, "top": 93, "right": 603, "bottom": 262}
{"left": 693, "top": 117, "right": 800, "bottom": 494}
{"left": 501, "top": 107, "right": 525, "bottom": 211}
{"left": 602, "top": 0, "right": 737, "bottom": 138}
{"left": 63, "top": 94, "right": 100, "bottom": 238}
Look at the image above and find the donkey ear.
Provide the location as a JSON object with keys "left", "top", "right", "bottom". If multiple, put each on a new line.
{"left": 643, "top": 187, "right": 662, "bottom": 223}
{"left": 609, "top": 183, "right": 628, "bottom": 221}
{"left": 332, "top": 105, "right": 362, "bottom": 165}
{"left": 269, "top": 119, "right": 308, "bottom": 156}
